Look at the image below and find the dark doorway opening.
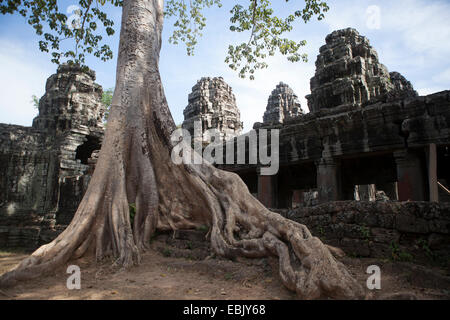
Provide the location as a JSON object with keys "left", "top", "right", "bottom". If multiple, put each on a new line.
{"left": 239, "top": 170, "right": 258, "bottom": 194}
{"left": 75, "top": 135, "right": 101, "bottom": 164}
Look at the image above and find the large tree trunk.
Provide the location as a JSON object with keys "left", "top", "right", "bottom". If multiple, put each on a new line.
{"left": 0, "top": 0, "right": 364, "bottom": 299}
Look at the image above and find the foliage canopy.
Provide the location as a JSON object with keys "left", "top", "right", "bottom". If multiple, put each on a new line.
{"left": 0, "top": 0, "right": 328, "bottom": 78}
{"left": 101, "top": 87, "right": 114, "bottom": 121}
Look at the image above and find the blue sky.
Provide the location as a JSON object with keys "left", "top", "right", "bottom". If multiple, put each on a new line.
{"left": 1, "top": 0, "right": 450, "bottom": 132}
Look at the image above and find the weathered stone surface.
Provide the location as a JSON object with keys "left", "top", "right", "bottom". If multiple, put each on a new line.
{"left": 248, "top": 89, "right": 450, "bottom": 168}
{"left": 428, "top": 219, "right": 450, "bottom": 234}
{"left": 428, "top": 233, "right": 450, "bottom": 250}
{"left": 371, "top": 227, "right": 400, "bottom": 243}
{"left": 335, "top": 211, "right": 355, "bottom": 224}
{"left": 263, "top": 82, "right": 303, "bottom": 123}
{"left": 32, "top": 64, "right": 105, "bottom": 134}
{"left": 395, "top": 215, "right": 429, "bottom": 234}
{"left": 0, "top": 64, "right": 105, "bottom": 248}
{"left": 369, "top": 242, "right": 391, "bottom": 258}
{"left": 389, "top": 71, "right": 418, "bottom": 99}
{"left": 354, "top": 211, "right": 379, "bottom": 227}
{"left": 306, "top": 28, "right": 394, "bottom": 113}
{"left": 276, "top": 201, "right": 450, "bottom": 260}
{"left": 340, "top": 237, "right": 370, "bottom": 257}
{"left": 182, "top": 77, "right": 243, "bottom": 144}
{"left": 377, "top": 214, "right": 395, "bottom": 229}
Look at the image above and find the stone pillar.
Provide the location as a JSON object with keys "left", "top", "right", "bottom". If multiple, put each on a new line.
{"left": 426, "top": 143, "right": 439, "bottom": 202}
{"left": 257, "top": 168, "right": 278, "bottom": 208}
{"left": 357, "top": 184, "right": 377, "bottom": 201}
{"left": 315, "top": 157, "right": 341, "bottom": 203}
{"left": 394, "top": 150, "right": 425, "bottom": 201}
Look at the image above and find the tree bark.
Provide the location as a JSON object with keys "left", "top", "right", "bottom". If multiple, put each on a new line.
{"left": 0, "top": 0, "right": 364, "bottom": 299}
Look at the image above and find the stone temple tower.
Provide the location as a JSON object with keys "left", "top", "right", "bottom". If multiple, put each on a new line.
{"left": 306, "top": 28, "right": 395, "bottom": 113}
{"left": 32, "top": 64, "right": 105, "bottom": 135}
{"left": 34, "top": 64, "right": 106, "bottom": 224}
{"left": 389, "top": 71, "right": 418, "bottom": 98}
{"left": 263, "top": 82, "right": 303, "bottom": 123}
{"left": 0, "top": 63, "right": 106, "bottom": 246}
{"left": 182, "top": 77, "right": 243, "bottom": 144}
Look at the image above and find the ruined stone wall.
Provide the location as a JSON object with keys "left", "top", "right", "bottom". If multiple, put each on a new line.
{"left": 0, "top": 64, "right": 105, "bottom": 249}
{"left": 0, "top": 125, "right": 53, "bottom": 214}
{"left": 2, "top": 28, "right": 450, "bottom": 251}
{"left": 275, "top": 201, "right": 450, "bottom": 264}
{"left": 252, "top": 90, "right": 450, "bottom": 166}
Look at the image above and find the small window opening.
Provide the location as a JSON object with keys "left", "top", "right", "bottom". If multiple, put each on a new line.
{"left": 75, "top": 136, "right": 101, "bottom": 165}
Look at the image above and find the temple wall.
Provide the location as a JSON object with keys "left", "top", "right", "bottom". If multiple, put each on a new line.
{"left": 1, "top": 28, "right": 449, "bottom": 252}
{"left": 0, "top": 64, "right": 104, "bottom": 249}
{"left": 0, "top": 124, "right": 58, "bottom": 216}
{"left": 274, "top": 201, "right": 450, "bottom": 263}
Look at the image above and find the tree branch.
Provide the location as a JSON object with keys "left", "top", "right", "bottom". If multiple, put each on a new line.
{"left": 247, "top": 0, "right": 258, "bottom": 48}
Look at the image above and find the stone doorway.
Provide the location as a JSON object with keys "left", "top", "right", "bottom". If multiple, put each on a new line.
{"left": 75, "top": 135, "right": 101, "bottom": 165}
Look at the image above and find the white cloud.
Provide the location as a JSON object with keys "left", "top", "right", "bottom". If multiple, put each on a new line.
{"left": 365, "top": 5, "right": 381, "bottom": 30}
{"left": 0, "top": 39, "right": 53, "bottom": 126}
{"left": 432, "top": 68, "right": 450, "bottom": 83}
{"left": 416, "top": 87, "right": 447, "bottom": 96}
{"left": 312, "top": 0, "right": 450, "bottom": 98}
{"left": 324, "top": 0, "right": 450, "bottom": 63}
{"left": 383, "top": 0, "right": 450, "bottom": 57}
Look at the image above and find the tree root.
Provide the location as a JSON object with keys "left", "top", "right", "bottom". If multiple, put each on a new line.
{"left": 182, "top": 160, "right": 365, "bottom": 299}
{"left": 0, "top": 148, "right": 366, "bottom": 299}
{"left": 0, "top": 0, "right": 365, "bottom": 299}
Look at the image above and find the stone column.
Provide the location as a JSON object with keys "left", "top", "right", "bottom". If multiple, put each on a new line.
{"left": 357, "top": 184, "right": 377, "bottom": 201}
{"left": 257, "top": 167, "right": 278, "bottom": 208}
{"left": 315, "top": 157, "right": 341, "bottom": 203}
{"left": 394, "top": 150, "right": 425, "bottom": 201}
{"left": 426, "top": 143, "right": 439, "bottom": 202}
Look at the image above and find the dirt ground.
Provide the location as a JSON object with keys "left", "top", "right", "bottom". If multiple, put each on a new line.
{"left": 0, "top": 232, "right": 449, "bottom": 300}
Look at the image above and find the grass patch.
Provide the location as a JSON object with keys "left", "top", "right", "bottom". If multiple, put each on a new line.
{"left": 196, "top": 224, "right": 209, "bottom": 233}
{"left": 162, "top": 247, "right": 172, "bottom": 257}
{"left": 224, "top": 272, "right": 233, "bottom": 281}
{"left": 390, "top": 242, "right": 413, "bottom": 262}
